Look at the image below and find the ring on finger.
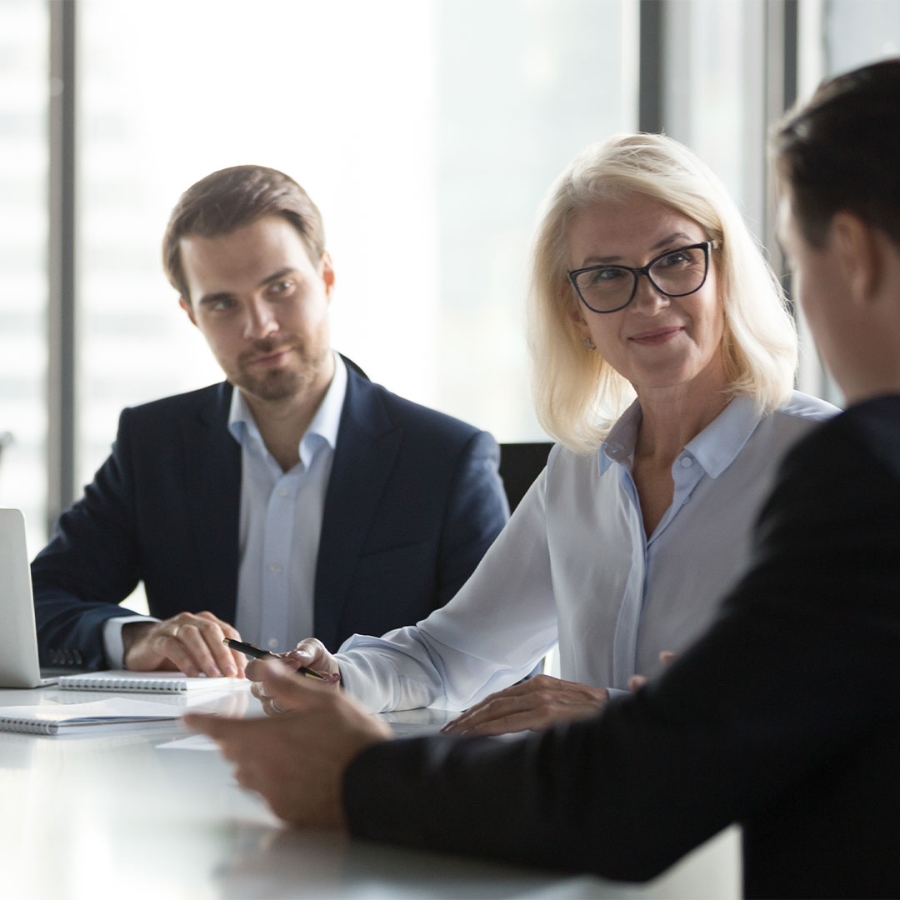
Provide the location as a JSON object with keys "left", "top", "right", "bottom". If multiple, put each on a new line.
{"left": 270, "top": 699, "right": 286, "bottom": 714}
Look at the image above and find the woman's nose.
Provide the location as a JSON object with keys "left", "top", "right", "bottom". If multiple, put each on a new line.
{"left": 630, "top": 274, "right": 669, "bottom": 314}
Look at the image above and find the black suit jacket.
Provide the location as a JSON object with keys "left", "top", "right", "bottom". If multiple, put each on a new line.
{"left": 344, "top": 396, "right": 900, "bottom": 899}
{"left": 33, "top": 362, "right": 509, "bottom": 668}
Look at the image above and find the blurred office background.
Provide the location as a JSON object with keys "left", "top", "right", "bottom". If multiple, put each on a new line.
{"left": 1, "top": 0, "right": 899, "bottom": 555}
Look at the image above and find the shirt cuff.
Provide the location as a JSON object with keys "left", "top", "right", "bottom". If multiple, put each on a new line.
{"left": 103, "top": 616, "right": 160, "bottom": 669}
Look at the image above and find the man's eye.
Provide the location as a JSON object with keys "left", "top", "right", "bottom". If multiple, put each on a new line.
{"left": 208, "top": 298, "right": 234, "bottom": 312}
{"left": 269, "top": 280, "right": 294, "bottom": 295}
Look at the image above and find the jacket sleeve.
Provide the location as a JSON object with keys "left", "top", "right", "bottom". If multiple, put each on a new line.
{"left": 32, "top": 407, "right": 146, "bottom": 669}
{"left": 435, "top": 429, "right": 509, "bottom": 607}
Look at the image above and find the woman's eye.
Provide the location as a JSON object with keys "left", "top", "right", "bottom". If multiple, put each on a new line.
{"left": 657, "top": 248, "right": 700, "bottom": 269}
{"left": 591, "top": 267, "right": 626, "bottom": 284}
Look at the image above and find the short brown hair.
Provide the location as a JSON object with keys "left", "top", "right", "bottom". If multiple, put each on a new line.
{"left": 773, "top": 58, "right": 900, "bottom": 248}
{"left": 162, "top": 165, "right": 326, "bottom": 302}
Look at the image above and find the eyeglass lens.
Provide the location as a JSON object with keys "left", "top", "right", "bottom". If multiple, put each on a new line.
{"left": 574, "top": 245, "right": 709, "bottom": 312}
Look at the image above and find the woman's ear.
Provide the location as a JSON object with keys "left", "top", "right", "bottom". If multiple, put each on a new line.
{"left": 566, "top": 290, "right": 593, "bottom": 342}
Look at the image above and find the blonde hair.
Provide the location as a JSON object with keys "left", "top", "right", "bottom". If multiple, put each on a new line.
{"left": 528, "top": 133, "right": 798, "bottom": 455}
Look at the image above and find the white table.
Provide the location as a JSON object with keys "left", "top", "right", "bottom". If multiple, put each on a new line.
{"left": 0, "top": 685, "right": 740, "bottom": 899}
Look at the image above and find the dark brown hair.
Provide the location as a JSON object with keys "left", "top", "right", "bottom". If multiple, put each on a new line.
{"left": 162, "top": 165, "right": 326, "bottom": 302}
{"left": 773, "top": 57, "right": 900, "bottom": 248}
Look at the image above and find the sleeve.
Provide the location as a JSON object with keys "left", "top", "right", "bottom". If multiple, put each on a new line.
{"left": 342, "top": 417, "right": 900, "bottom": 881}
{"left": 338, "top": 453, "right": 561, "bottom": 712}
{"left": 32, "top": 407, "right": 147, "bottom": 669}
{"left": 434, "top": 430, "right": 510, "bottom": 608}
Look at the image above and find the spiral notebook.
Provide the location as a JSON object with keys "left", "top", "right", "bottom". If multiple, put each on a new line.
{"left": 0, "top": 698, "right": 180, "bottom": 735}
{"left": 58, "top": 670, "right": 245, "bottom": 693}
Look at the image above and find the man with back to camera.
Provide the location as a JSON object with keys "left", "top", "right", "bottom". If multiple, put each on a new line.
{"left": 32, "top": 165, "right": 509, "bottom": 678}
{"left": 188, "top": 60, "right": 900, "bottom": 899}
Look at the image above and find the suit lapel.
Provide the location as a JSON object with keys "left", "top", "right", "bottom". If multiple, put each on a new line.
{"left": 314, "top": 369, "right": 401, "bottom": 649}
{"left": 185, "top": 383, "right": 241, "bottom": 624}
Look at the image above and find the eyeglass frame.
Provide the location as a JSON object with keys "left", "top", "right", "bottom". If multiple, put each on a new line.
{"left": 567, "top": 240, "right": 720, "bottom": 314}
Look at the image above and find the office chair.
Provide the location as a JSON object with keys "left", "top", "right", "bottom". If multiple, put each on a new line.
{"left": 498, "top": 441, "right": 553, "bottom": 514}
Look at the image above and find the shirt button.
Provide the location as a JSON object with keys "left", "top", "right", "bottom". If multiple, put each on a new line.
{"left": 268, "top": 563, "right": 283, "bottom": 574}
{"left": 267, "top": 638, "right": 279, "bottom": 649}
{"left": 680, "top": 457, "right": 693, "bottom": 468}
{"left": 277, "top": 487, "right": 289, "bottom": 498}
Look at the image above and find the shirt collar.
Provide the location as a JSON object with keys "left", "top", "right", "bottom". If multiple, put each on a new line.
{"left": 598, "top": 400, "right": 643, "bottom": 475}
{"left": 228, "top": 352, "right": 348, "bottom": 464}
{"left": 598, "top": 394, "right": 762, "bottom": 479}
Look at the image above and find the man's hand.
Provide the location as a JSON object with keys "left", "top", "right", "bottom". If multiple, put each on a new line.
{"left": 247, "top": 638, "right": 341, "bottom": 716}
{"left": 122, "top": 611, "right": 245, "bottom": 677}
{"left": 184, "top": 661, "right": 391, "bottom": 828}
{"left": 441, "top": 674, "right": 610, "bottom": 737}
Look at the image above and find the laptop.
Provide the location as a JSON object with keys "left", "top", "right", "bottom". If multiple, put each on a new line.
{"left": 0, "top": 508, "right": 59, "bottom": 688}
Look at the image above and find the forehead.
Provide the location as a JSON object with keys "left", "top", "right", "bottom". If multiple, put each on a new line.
{"left": 567, "top": 195, "right": 705, "bottom": 261}
{"left": 180, "top": 216, "right": 318, "bottom": 293}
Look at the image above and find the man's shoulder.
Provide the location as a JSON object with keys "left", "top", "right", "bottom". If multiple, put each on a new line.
{"left": 806, "top": 395, "right": 900, "bottom": 476}
{"left": 119, "top": 382, "right": 231, "bottom": 428}
{"left": 771, "top": 394, "right": 900, "bottom": 500}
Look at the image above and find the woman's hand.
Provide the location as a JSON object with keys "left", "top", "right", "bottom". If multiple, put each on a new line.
{"left": 247, "top": 638, "right": 341, "bottom": 716}
{"left": 441, "top": 674, "right": 610, "bottom": 737}
{"left": 628, "top": 651, "right": 678, "bottom": 692}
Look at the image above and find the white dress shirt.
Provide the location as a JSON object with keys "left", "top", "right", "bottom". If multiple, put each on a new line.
{"left": 102, "top": 353, "right": 347, "bottom": 664}
{"left": 337, "top": 391, "right": 837, "bottom": 712}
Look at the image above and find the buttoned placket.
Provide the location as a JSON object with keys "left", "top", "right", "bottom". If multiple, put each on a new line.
{"left": 610, "top": 449, "right": 706, "bottom": 686}
{"left": 258, "top": 471, "right": 303, "bottom": 651}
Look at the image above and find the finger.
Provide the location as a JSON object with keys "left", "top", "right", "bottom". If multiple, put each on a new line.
{"left": 152, "top": 627, "right": 209, "bottom": 678}
{"left": 659, "top": 651, "right": 677, "bottom": 666}
{"left": 262, "top": 659, "right": 331, "bottom": 706}
{"left": 168, "top": 622, "right": 230, "bottom": 678}
{"left": 448, "top": 677, "right": 567, "bottom": 730}
{"left": 193, "top": 612, "right": 245, "bottom": 676}
{"left": 291, "top": 637, "right": 325, "bottom": 661}
{"left": 629, "top": 674, "right": 648, "bottom": 692}
{"left": 283, "top": 638, "right": 339, "bottom": 676}
{"left": 447, "top": 700, "right": 564, "bottom": 736}
{"left": 246, "top": 655, "right": 301, "bottom": 683}
{"left": 443, "top": 694, "right": 533, "bottom": 733}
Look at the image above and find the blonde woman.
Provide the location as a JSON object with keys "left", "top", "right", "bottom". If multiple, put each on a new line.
{"left": 257, "top": 134, "right": 836, "bottom": 733}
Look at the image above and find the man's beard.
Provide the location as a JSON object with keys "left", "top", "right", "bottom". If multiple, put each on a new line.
{"left": 231, "top": 336, "right": 329, "bottom": 404}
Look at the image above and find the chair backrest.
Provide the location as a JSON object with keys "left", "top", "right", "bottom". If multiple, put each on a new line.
{"left": 498, "top": 441, "right": 554, "bottom": 513}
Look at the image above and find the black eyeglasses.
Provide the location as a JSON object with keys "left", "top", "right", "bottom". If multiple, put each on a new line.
{"left": 568, "top": 241, "right": 719, "bottom": 314}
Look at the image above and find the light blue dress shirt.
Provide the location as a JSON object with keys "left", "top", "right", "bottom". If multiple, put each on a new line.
{"left": 337, "top": 391, "right": 838, "bottom": 712}
{"left": 230, "top": 353, "right": 347, "bottom": 651}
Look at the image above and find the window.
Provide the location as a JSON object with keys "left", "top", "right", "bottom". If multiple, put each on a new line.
{"left": 0, "top": 0, "right": 48, "bottom": 552}
{"left": 77, "top": 0, "right": 638, "bottom": 498}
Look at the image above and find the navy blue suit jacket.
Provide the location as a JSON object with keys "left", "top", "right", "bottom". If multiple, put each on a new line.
{"left": 32, "top": 363, "right": 508, "bottom": 668}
